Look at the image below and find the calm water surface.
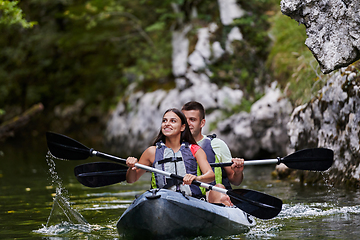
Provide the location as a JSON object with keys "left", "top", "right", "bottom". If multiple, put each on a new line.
{"left": 1, "top": 138, "right": 360, "bottom": 239}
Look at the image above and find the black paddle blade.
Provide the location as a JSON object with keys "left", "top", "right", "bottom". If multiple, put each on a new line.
{"left": 46, "top": 132, "right": 91, "bottom": 160}
{"left": 74, "top": 162, "right": 128, "bottom": 187}
{"left": 228, "top": 189, "right": 282, "bottom": 220}
{"left": 282, "top": 148, "right": 334, "bottom": 171}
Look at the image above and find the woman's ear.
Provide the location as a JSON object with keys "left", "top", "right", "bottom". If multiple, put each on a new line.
{"left": 181, "top": 124, "right": 186, "bottom": 132}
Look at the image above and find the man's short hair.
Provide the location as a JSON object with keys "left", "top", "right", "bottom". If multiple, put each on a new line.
{"left": 182, "top": 101, "right": 205, "bottom": 120}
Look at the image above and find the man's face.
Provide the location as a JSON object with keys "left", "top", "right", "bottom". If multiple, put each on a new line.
{"left": 182, "top": 110, "right": 205, "bottom": 139}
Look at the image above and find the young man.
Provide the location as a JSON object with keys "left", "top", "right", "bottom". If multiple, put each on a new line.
{"left": 182, "top": 101, "right": 244, "bottom": 206}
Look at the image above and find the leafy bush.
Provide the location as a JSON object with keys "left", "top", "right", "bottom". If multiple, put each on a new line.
{"left": 267, "top": 11, "right": 324, "bottom": 106}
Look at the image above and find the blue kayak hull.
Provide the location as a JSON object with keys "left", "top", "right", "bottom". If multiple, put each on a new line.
{"left": 116, "top": 189, "right": 255, "bottom": 239}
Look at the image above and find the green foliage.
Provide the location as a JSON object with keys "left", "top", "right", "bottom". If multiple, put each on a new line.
{"left": 234, "top": 0, "right": 279, "bottom": 59}
{"left": 146, "top": 22, "right": 165, "bottom": 32}
{"left": 0, "top": 0, "right": 175, "bottom": 124}
{"left": 209, "top": 0, "right": 279, "bottom": 100}
{"left": 267, "top": 11, "right": 323, "bottom": 106}
{"left": 0, "top": 0, "right": 37, "bottom": 28}
{"left": 0, "top": 0, "right": 37, "bottom": 115}
{"left": 211, "top": 38, "right": 268, "bottom": 95}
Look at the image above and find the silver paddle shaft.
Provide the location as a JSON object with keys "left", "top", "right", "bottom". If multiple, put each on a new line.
{"left": 244, "top": 159, "right": 279, "bottom": 166}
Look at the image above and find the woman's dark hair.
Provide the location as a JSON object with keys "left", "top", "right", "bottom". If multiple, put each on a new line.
{"left": 153, "top": 108, "right": 197, "bottom": 145}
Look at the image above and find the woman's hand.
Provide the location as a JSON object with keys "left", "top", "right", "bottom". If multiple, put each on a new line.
{"left": 182, "top": 174, "right": 197, "bottom": 185}
{"left": 126, "top": 157, "right": 138, "bottom": 170}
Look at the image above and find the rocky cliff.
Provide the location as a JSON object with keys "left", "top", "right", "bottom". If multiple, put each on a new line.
{"left": 281, "top": 0, "right": 360, "bottom": 74}
{"left": 287, "top": 63, "right": 360, "bottom": 186}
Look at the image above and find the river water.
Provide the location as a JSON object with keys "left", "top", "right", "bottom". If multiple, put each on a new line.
{"left": 1, "top": 137, "right": 360, "bottom": 239}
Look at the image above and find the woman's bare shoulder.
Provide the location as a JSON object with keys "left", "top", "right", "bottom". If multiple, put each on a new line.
{"left": 140, "top": 146, "right": 156, "bottom": 164}
{"left": 145, "top": 146, "right": 156, "bottom": 154}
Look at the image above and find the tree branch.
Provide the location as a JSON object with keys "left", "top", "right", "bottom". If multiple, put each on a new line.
{"left": 0, "top": 103, "right": 44, "bottom": 141}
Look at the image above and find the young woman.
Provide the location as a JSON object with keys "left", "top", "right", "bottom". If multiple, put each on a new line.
{"left": 126, "top": 108, "right": 215, "bottom": 197}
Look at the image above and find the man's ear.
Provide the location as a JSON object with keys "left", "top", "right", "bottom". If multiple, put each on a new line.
{"left": 200, "top": 119, "right": 206, "bottom": 128}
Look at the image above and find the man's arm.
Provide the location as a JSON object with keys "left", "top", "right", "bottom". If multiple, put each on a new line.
{"left": 211, "top": 138, "right": 244, "bottom": 186}
{"left": 224, "top": 158, "right": 244, "bottom": 186}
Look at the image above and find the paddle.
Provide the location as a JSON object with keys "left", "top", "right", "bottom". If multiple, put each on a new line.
{"left": 210, "top": 148, "right": 334, "bottom": 171}
{"left": 74, "top": 162, "right": 128, "bottom": 187}
{"left": 46, "top": 131, "right": 282, "bottom": 220}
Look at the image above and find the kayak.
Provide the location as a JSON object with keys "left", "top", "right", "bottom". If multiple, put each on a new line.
{"left": 116, "top": 188, "right": 256, "bottom": 239}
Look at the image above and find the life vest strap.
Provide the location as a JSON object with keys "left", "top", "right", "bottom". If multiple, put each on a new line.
{"left": 158, "top": 157, "right": 183, "bottom": 165}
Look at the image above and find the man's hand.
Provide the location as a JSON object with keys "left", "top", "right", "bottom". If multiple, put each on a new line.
{"left": 225, "top": 157, "right": 244, "bottom": 186}
{"left": 231, "top": 157, "right": 244, "bottom": 173}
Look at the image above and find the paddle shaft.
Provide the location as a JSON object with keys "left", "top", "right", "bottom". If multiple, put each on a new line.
{"left": 91, "top": 150, "right": 127, "bottom": 163}
{"left": 210, "top": 148, "right": 334, "bottom": 172}
{"left": 211, "top": 159, "right": 279, "bottom": 167}
{"left": 90, "top": 149, "right": 279, "bottom": 167}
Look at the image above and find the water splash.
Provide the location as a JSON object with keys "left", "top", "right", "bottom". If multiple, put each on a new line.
{"left": 46, "top": 151, "right": 65, "bottom": 190}
{"left": 246, "top": 222, "right": 283, "bottom": 239}
{"left": 279, "top": 202, "right": 360, "bottom": 219}
{"left": 34, "top": 221, "right": 91, "bottom": 236}
{"left": 34, "top": 153, "right": 91, "bottom": 236}
{"left": 46, "top": 193, "right": 89, "bottom": 227}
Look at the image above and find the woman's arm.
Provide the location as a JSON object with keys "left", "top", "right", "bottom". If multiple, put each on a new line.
{"left": 126, "top": 146, "right": 155, "bottom": 183}
{"left": 194, "top": 148, "right": 215, "bottom": 183}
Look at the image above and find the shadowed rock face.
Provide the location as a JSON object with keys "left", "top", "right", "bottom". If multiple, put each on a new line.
{"left": 287, "top": 64, "right": 360, "bottom": 186}
{"left": 281, "top": 0, "right": 360, "bottom": 74}
{"left": 216, "top": 83, "right": 293, "bottom": 159}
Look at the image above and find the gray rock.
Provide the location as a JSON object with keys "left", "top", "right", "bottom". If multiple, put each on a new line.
{"left": 287, "top": 65, "right": 360, "bottom": 185}
{"left": 216, "top": 83, "right": 293, "bottom": 158}
{"left": 281, "top": 0, "right": 360, "bottom": 74}
{"left": 226, "top": 27, "right": 243, "bottom": 54}
{"left": 217, "top": 0, "right": 245, "bottom": 25}
{"left": 172, "top": 24, "right": 191, "bottom": 77}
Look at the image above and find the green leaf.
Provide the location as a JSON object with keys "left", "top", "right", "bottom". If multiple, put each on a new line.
{"left": 145, "top": 21, "right": 165, "bottom": 32}
{"left": 0, "top": 0, "right": 37, "bottom": 28}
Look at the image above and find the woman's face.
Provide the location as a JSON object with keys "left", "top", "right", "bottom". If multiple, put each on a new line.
{"left": 161, "top": 111, "right": 186, "bottom": 137}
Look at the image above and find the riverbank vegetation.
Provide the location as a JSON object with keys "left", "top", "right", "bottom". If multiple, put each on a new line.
{"left": 267, "top": 11, "right": 325, "bottom": 106}
{"left": 0, "top": 0, "right": 326, "bottom": 141}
